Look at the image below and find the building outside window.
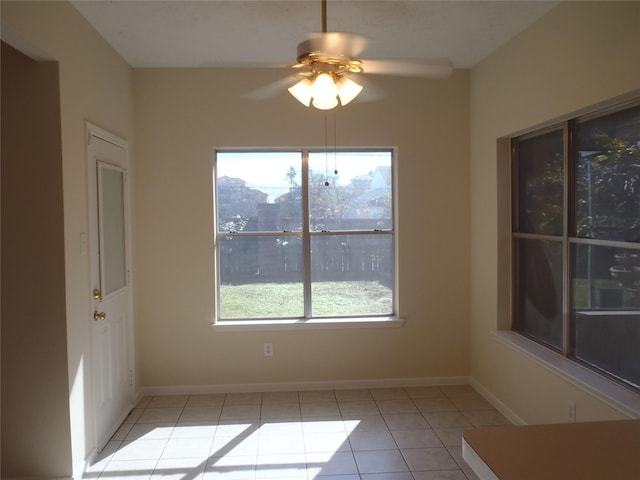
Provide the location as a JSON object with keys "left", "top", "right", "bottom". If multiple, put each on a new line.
{"left": 511, "top": 102, "right": 640, "bottom": 391}
{"left": 214, "top": 149, "right": 395, "bottom": 322}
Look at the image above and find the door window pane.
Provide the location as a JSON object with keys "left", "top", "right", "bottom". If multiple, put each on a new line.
{"left": 576, "top": 106, "right": 640, "bottom": 242}
{"left": 100, "top": 164, "right": 127, "bottom": 295}
{"left": 516, "top": 130, "right": 564, "bottom": 235}
{"left": 513, "top": 238, "right": 563, "bottom": 350}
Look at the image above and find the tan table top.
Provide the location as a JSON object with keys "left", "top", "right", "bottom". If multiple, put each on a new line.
{"left": 462, "top": 419, "right": 640, "bottom": 480}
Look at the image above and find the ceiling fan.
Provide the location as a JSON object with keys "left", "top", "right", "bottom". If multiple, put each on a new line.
{"left": 286, "top": 0, "right": 454, "bottom": 110}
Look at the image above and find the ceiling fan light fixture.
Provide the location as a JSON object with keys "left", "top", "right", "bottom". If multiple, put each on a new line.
{"left": 336, "top": 77, "right": 363, "bottom": 106}
{"left": 310, "top": 73, "right": 338, "bottom": 103}
{"left": 288, "top": 78, "right": 314, "bottom": 107}
{"left": 311, "top": 95, "right": 339, "bottom": 110}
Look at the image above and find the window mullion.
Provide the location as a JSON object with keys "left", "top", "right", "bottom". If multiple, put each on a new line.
{"left": 302, "top": 149, "right": 312, "bottom": 319}
{"left": 562, "top": 121, "right": 573, "bottom": 356}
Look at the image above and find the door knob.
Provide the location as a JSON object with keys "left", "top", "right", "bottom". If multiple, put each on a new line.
{"left": 94, "top": 311, "right": 106, "bottom": 321}
{"left": 93, "top": 288, "right": 101, "bottom": 299}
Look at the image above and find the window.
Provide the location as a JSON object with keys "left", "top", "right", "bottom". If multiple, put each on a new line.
{"left": 511, "top": 102, "right": 640, "bottom": 391}
{"left": 214, "top": 149, "right": 395, "bottom": 323}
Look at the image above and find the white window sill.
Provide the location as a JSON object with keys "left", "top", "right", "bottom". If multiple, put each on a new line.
{"left": 494, "top": 330, "right": 640, "bottom": 418}
{"left": 212, "top": 316, "right": 405, "bottom": 331}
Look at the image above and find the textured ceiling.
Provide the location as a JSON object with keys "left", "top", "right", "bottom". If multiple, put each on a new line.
{"left": 71, "top": 0, "right": 558, "bottom": 69}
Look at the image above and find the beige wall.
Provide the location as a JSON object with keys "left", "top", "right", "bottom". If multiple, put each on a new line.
{"left": 1, "top": 0, "right": 134, "bottom": 475}
{"left": 469, "top": 1, "right": 640, "bottom": 423}
{"left": 133, "top": 68, "right": 470, "bottom": 388}
{"left": 1, "top": 41, "right": 72, "bottom": 478}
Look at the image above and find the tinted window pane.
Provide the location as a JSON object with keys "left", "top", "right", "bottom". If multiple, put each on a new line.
{"left": 513, "top": 238, "right": 563, "bottom": 350}
{"left": 571, "top": 243, "right": 640, "bottom": 389}
{"left": 218, "top": 235, "right": 303, "bottom": 318}
{"left": 309, "top": 151, "right": 392, "bottom": 231}
{"left": 516, "top": 130, "right": 564, "bottom": 235}
{"left": 576, "top": 105, "right": 640, "bottom": 242}
{"left": 311, "top": 234, "right": 393, "bottom": 317}
{"left": 216, "top": 152, "right": 302, "bottom": 232}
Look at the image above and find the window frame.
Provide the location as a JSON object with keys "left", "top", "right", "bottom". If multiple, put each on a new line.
{"left": 509, "top": 98, "right": 640, "bottom": 394}
{"left": 212, "top": 147, "right": 401, "bottom": 328}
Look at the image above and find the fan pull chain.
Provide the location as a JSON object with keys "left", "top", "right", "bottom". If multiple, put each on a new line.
{"left": 324, "top": 111, "right": 330, "bottom": 186}
{"left": 333, "top": 109, "right": 338, "bottom": 175}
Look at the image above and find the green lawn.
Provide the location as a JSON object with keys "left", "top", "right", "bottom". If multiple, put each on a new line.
{"left": 219, "top": 281, "right": 392, "bottom": 319}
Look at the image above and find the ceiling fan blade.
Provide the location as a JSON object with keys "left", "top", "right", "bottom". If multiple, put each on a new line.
{"left": 301, "top": 32, "right": 368, "bottom": 59}
{"left": 362, "top": 58, "right": 453, "bottom": 78}
{"left": 243, "top": 75, "right": 299, "bottom": 101}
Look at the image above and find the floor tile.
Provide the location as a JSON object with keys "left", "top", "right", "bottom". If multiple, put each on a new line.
{"left": 260, "top": 403, "right": 301, "bottom": 419}
{"left": 138, "top": 408, "right": 183, "bottom": 424}
{"left": 353, "top": 449, "right": 409, "bottom": 474}
{"left": 361, "top": 473, "right": 414, "bottom": 480}
{"left": 440, "top": 386, "right": 477, "bottom": 398}
{"left": 370, "top": 388, "right": 411, "bottom": 401}
{"left": 149, "top": 395, "right": 189, "bottom": 408}
{"left": 99, "top": 459, "right": 157, "bottom": 480}
{"left": 344, "top": 414, "right": 388, "bottom": 432}
{"left": 449, "top": 394, "right": 493, "bottom": 411}
{"left": 225, "top": 392, "right": 262, "bottom": 406}
{"left": 152, "top": 457, "right": 207, "bottom": 480}
{"left": 255, "top": 452, "right": 306, "bottom": 479}
{"left": 404, "top": 386, "right": 445, "bottom": 399}
{"left": 301, "top": 417, "right": 347, "bottom": 434}
{"left": 260, "top": 420, "right": 304, "bottom": 435}
{"left": 306, "top": 451, "right": 359, "bottom": 476}
{"left": 301, "top": 402, "right": 341, "bottom": 418}
{"left": 391, "top": 429, "right": 444, "bottom": 449}
{"left": 125, "top": 423, "right": 175, "bottom": 441}
{"left": 422, "top": 412, "right": 472, "bottom": 429}
{"left": 375, "top": 399, "right": 419, "bottom": 414}
{"left": 412, "top": 470, "right": 468, "bottom": 480}
{"left": 335, "top": 388, "right": 374, "bottom": 402}
{"left": 339, "top": 400, "right": 380, "bottom": 416}
{"left": 349, "top": 430, "right": 397, "bottom": 451}
{"left": 258, "top": 432, "right": 305, "bottom": 455}
{"left": 461, "top": 409, "right": 510, "bottom": 427}
{"left": 162, "top": 437, "right": 214, "bottom": 459}
{"left": 383, "top": 413, "right": 429, "bottom": 430}
{"left": 401, "top": 447, "right": 458, "bottom": 472}
{"left": 261, "top": 391, "right": 299, "bottom": 405}
{"left": 179, "top": 405, "right": 222, "bottom": 423}
{"left": 303, "top": 431, "right": 351, "bottom": 453}
{"left": 299, "top": 390, "right": 337, "bottom": 403}
{"left": 188, "top": 394, "right": 226, "bottom": 407}
{"left": 414, "top": 397, "right": 457, "bottom": 413}
{"left": 220, "top": 404, "right": 261, "bottom": 421}
{"left": 433, "top": 427, "right": 469, "bottom": 448}
{"left": 111, "top": 439, "right": 168, "bottom": 461}
{"left": 171, "top": 423, "right": 217, "bottom": 438}
{"left": 211, "top": 432, "right": 260, "bottom": 457}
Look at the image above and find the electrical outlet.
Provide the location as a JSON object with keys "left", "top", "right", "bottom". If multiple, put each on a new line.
{"left": 263, "top": 342, "right": 273, "bottom": 357}
{"left": 567, "top": 400, "right": 576, "bottom": 422}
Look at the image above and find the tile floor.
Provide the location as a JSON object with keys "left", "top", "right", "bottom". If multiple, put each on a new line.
{"left": 85, "top": 385, "right": 510, "bottom": 480}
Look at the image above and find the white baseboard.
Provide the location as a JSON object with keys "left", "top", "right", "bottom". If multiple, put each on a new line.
{"left": 469, "top": 376, "right": 527, "bottom": 425}
{"left": 141, "top": 376, "right": 470, "bottom": 397}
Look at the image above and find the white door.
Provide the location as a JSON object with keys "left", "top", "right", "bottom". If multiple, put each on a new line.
{"left": 87, "top": 125, "right": 134, "bottom": 452}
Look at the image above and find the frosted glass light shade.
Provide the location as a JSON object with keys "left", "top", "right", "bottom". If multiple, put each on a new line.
{"left": 310, "top": 73, "right": 338, "bottom": 104}
{"left": 336, "top": 77, "right": 363, "bottom": 106}
{"left": 288, "top": 78, "right": 314, "bottom": 107}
